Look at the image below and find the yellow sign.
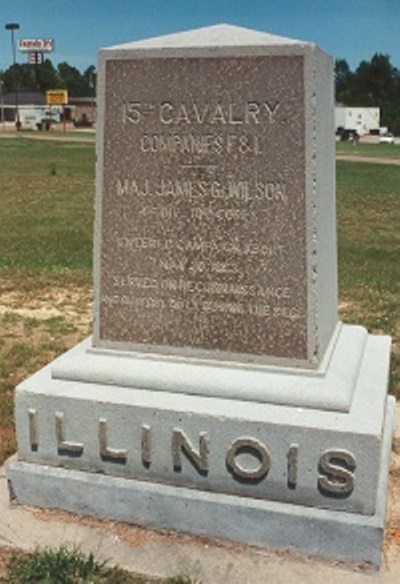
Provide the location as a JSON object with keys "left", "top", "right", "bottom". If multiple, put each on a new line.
{"left": 46, "top": 90, "right": 68, "bottom": 105}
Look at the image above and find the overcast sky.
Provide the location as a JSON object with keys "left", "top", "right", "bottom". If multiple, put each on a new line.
{"left": 1, "top": 0, "right": 399, "bottom": 72}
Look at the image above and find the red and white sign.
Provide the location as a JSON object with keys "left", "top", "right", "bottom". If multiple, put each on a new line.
{"left": 18, "top": 39, "right": 54, "bottom": 53}
{"left": 28, "top": 52, "right": 43, "bottom": 65}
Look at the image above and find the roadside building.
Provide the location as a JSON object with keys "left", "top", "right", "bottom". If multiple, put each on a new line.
{"left": 68, "top": 97, "right": 96, "bottom": 125}
{"left": 1, "top": 92, "right": 63, "bottom": 129}
{"left": 2, "top": 92, "right": 45, "bottom": 125}
{"left": 0, "top": 92, "right": 96, "bottom": 129}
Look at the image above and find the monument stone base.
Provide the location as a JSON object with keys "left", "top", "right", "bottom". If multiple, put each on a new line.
{"left": 7, "top": 324, "right": 394, "bottom": 567}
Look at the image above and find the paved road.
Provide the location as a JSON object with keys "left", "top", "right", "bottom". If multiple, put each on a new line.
{"left": 0, "top": 132, "right": 94, "bottom": 144}
{"left": 337, "top": 153, "right": 400, "bottom": 165}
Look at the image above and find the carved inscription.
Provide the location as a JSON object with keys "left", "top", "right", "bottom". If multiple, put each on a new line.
{"left": 318, "top": 449, "right": 356, "bottom": 496}
{"left": 116, "top": 177, "right": 287, "bottom": 203}
{"left": 99, "top": 418, "right": 128, "bottom": 464}
{"left": 141, "top": 424, "right": 152, "bottom": 467}
{"left": 226, "top": 437, "right": 271, "bottom": 481}
{"left": 123, "top": 99, "right": 281, "bottom": 126}
{"left": 99, "top": 56, "right": 307, "bottom": 360}
{"left": 139, "top": 133, "right": 263, "bottom": 156}
{"left": 55, "top": 412, "right": 84, "bottom": 456}
{"left": 28, "top": 408, "right": 38, "bottom": 451}
{"left": 172, "top": 428, "right": 209, "bottom": 474}
{"left": 287, "top": 443, "right": 299, "bottom": 489}
{"left": 29, "top": 408, "right": 357, "bottom": 500}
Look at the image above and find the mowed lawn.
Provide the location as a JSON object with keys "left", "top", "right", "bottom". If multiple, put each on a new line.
{"left": 337, "top": 159, "right": 400, "bottom": 395}
{"left": 0, "top": 137, "right": 95, "bottom": 463}
{"left": 0, "top": 136, "right": 399, "bottom": 464}
{"left": 0, "top": 137, "right": 94, "bottom": 271}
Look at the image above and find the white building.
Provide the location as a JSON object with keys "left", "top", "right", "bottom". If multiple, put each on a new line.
{"left": 335, "top": 107, "right": 380, "bottom": 136}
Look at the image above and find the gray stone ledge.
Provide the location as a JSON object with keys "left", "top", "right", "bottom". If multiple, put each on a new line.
{"left": 52, "top": 324, "right": 371, "bottom": 412}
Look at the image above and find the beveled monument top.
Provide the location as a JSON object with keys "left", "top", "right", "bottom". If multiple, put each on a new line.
{"left": 105, "top": 24, "right": 302, "bottom": 51}
{"left": 94, "top": 24, "right": 338, "bottom": 369}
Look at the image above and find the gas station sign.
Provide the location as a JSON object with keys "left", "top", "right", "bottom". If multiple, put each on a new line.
{"left": 18, "top": 39, "right": 54, "bottom": 52}
{"left": 46, "top": 90, "right": 68, "bottom": 105}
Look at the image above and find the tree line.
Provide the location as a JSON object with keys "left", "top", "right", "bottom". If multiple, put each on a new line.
{"left": 1, "top": 53, "right": 399, "bottom": 133}
{"left": 336, "top": 53, "right": 400, "bottom": 134}
{"left": 0, "top": 59, "right": 96, "bottom": 98}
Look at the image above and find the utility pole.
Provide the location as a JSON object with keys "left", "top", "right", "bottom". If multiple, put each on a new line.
{"left": 5, "top": 22, "right": 21, "bottom": 130}
{"left": 0, "top": 78, "right": 5, "bottom": 129}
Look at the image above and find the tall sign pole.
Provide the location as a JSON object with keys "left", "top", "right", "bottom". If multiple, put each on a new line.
{"left": 0, "top": 79, "right": 5, "bottom": 129}
{"left": 5, "top": 23, "right": 20, "bottom": 130}
{"left": 18, "top": 38, "right": 55, "bottom": 129}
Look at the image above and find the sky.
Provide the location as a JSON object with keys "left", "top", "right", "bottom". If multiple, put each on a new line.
{"left": 0, "top": 0, "right": 399, "bottom": 73}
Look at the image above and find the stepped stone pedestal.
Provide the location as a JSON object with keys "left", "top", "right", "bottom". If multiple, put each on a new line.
{"left": 7, "top": 24, "right": 394, "bottom": 568}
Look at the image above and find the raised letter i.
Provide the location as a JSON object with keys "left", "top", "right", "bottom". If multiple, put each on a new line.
{"left": 287, "top": 444, "right": 299, "bottom": 489}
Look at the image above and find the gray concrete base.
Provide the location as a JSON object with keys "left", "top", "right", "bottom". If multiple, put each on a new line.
{"left": 3, "top": 455, "right": 400, "bottom": 583}
{"left": 12, "top": 330, "right": 393, "bottom": 516}
{"left": 6, "top": 392, "right": 394, "bottom": 568}
{"left": 8, "top": 328, "right": 395, "bottom": 567}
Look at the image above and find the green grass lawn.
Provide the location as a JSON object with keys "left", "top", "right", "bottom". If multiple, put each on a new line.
{"left": 337, "top": 160, "right": 400, "bottom": 392}
{"left": 0, "top": 137, "right": 95, "bottom": 273}
{"left": 0, "top": 137, "right": 95, "bottom": 463}
{"left": 0, "top": 137, "right": 399, "bottom": 464}
{"left": 0, "top": 544, "right": 196, "bottom": 583}
{"left": 336, "top": 140, "right": 400, "bottom": 159}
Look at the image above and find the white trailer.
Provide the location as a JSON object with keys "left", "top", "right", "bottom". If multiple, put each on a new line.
{"left": 19, "top": 106, "right": 47, "bottom": 130}
{"left": 335, "top": 107, "right": 380, "bottom": 136}
{"left": 18, "top": 105, "right": 61, "bottom": 130}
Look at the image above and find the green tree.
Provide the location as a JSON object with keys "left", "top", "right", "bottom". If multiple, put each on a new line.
{"left": 2, "top": 63, "right": 36, "bottom": 93}
{"left": 2, "top": 59, "right": 61, "bottom": 94}
{"left": 83, "top": 65, "right": 97, "bottom": 96}
{"left": 2, "top": 58, "right": 95, "bottom": 98}
{"left": 57, "top": 62, "right": 88, "bottom": 97}
{"left": 335, "top": 59, "right": 354, "bottom": 105}
{"left": 354, "top": 54, "right": 400, "bottom": 131}
{"left": 36, "top": 59, "right": 63, "bottom": 93}
{"left": 335, "top": 53, "right": 400, "bottom": 133}
{"left": 352, "top": 54, "right": 398, "bottom": 105}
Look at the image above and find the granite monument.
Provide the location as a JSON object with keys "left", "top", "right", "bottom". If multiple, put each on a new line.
{"left": 7, "top": 24, "right": 394, "bottom": 567}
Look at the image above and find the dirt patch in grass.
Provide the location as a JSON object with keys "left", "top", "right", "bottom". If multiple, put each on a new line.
{"left": 0, "top": 277, "right": 93, "bottom": 465}
{"left": 0, "top": 288, "right": 92, "bottom": 327}
{"left": 0, "top": 547, "right": 25, "bottom": 581}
